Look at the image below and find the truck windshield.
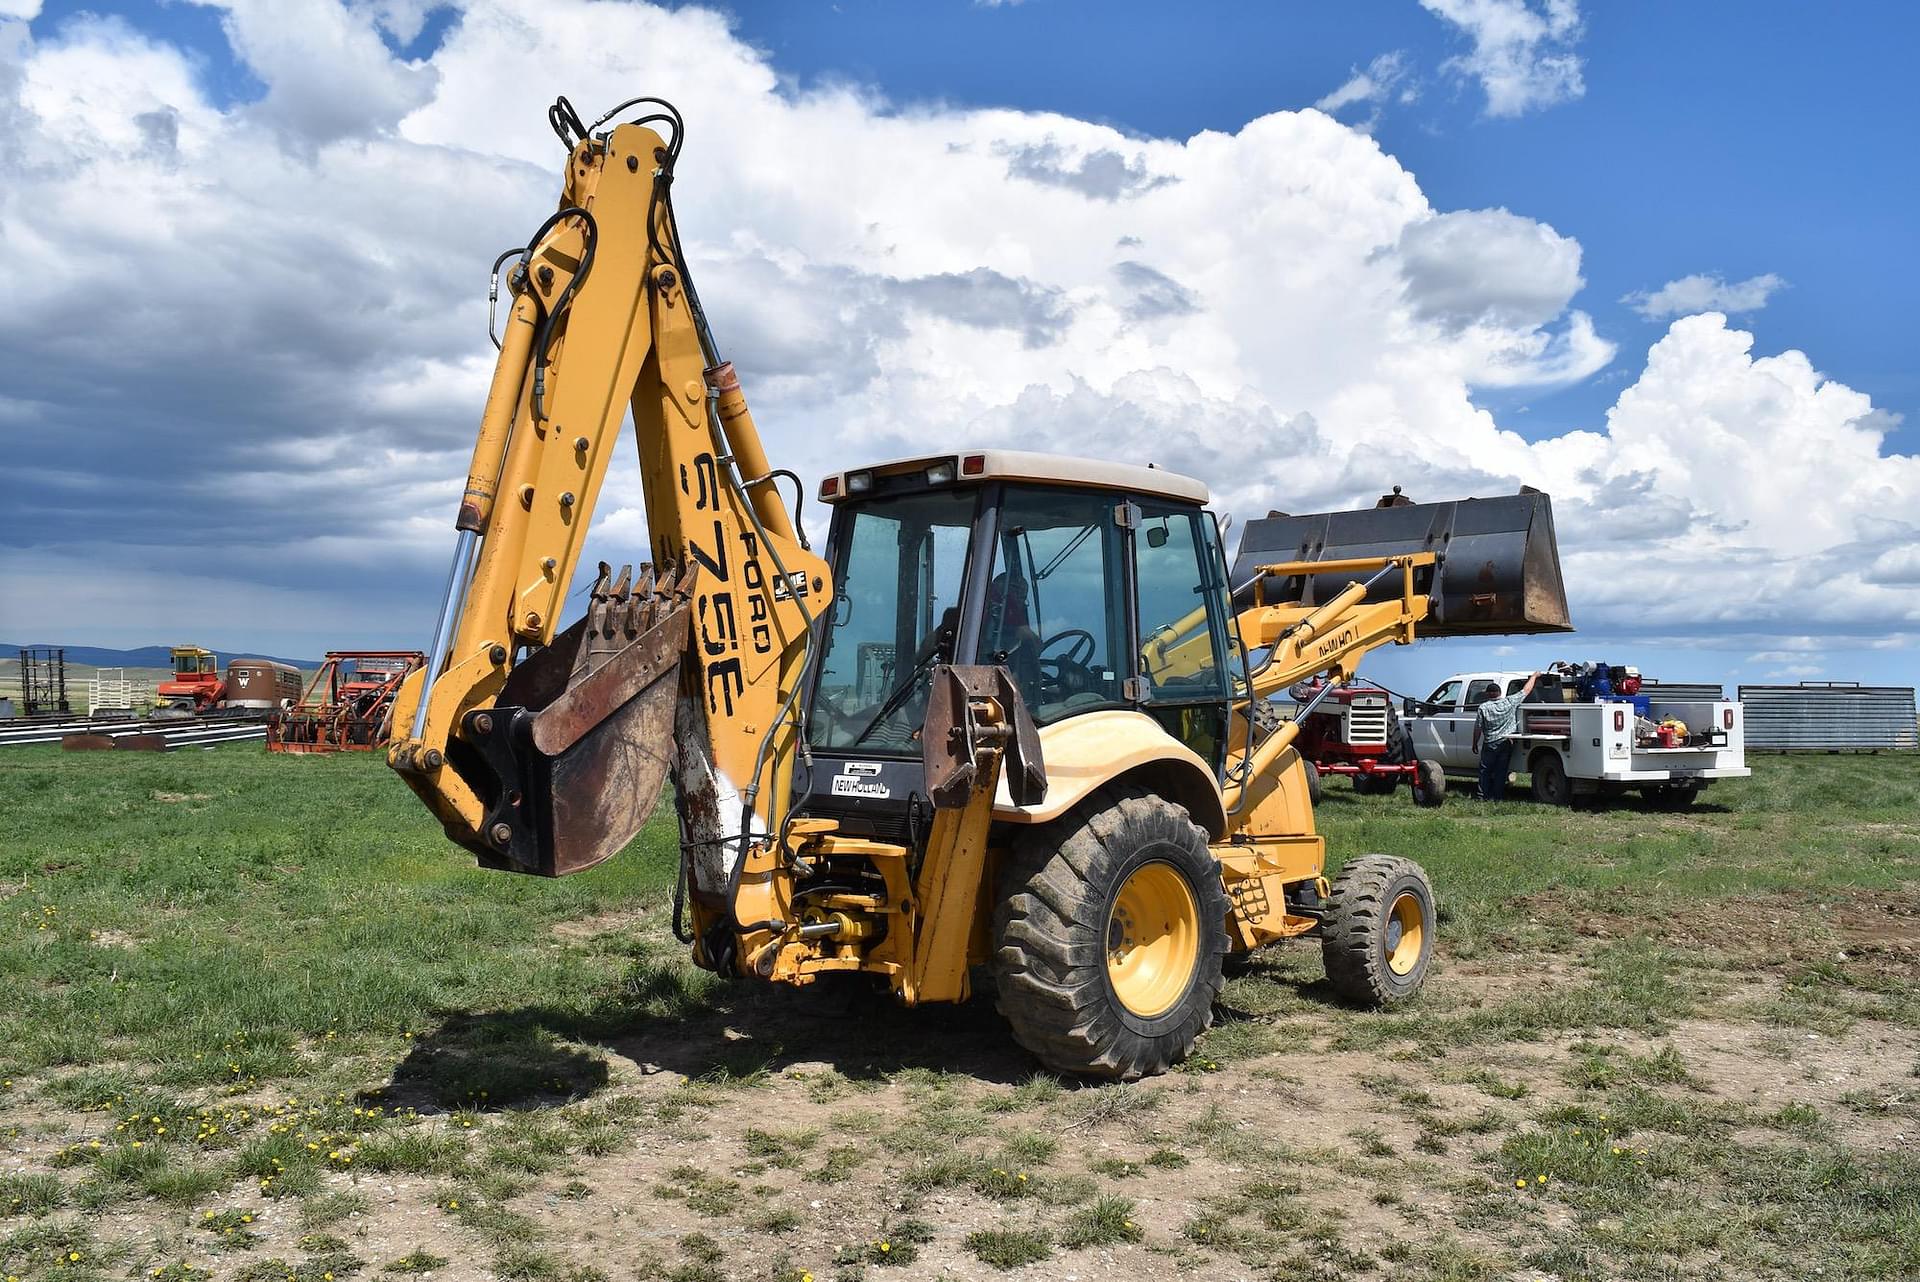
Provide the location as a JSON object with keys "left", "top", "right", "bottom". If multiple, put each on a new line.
{"left": 808, "top": 488, "right": 977, "bottom": 753}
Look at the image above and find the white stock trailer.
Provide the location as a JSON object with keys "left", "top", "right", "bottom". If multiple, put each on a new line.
{"left": 1403, "top": 670, "right": 1750, "bottom": 807}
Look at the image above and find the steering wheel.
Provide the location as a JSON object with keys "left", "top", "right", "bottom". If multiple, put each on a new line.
{"left": 1035, "top": 628, "right": 1099, "bottom": 703}
{"left": 1038, "top": 628, "right": 1096, "bottom": 667}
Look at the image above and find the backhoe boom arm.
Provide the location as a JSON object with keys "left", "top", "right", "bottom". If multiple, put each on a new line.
{"left": 388, "top": 104, "right": 830, "bottom": 885}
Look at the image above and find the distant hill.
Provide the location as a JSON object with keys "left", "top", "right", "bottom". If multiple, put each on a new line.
{"left": 2, "top": 644, "right": 320, "bottom": 669}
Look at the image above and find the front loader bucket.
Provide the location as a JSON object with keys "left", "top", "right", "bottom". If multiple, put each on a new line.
{"left": 452, "top": 563, "right": 695, "bottom": 877}
{"left": 1231, "top": 487, "right": 1572, "bottom": 636}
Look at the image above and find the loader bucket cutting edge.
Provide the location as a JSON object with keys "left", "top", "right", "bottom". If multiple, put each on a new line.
{"left": 1230, "top": 489, "right": 1573, "bottom": 637}
{"left": 451, "top": 562, "right": 695, "bottom": 878}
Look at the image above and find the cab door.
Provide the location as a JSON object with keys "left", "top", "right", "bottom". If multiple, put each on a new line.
{"left": 1132, "top": 503, "right": 1231, "bottom": 774}
{"left": 1411, "top": 679, "right": 1469, "bottom": 768}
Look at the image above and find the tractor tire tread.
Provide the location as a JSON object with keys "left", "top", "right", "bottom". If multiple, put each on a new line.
{"left": 992, "top": 783, "right": 1228, "bottom": 1080}
{"left": 1320, "top": 854, "right": 1434, "bottom": 1008}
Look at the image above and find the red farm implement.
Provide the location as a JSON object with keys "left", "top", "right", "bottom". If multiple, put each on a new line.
{"left": 1291, "top": 681, "right": 1446, "bottom": 807}
{"left": 268, "top": 651, "right": 425, "bottom": 754}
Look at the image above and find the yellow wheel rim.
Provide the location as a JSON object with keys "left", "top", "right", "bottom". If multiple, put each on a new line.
{"left": 1106, "top": 862, "right": 1200, "bottom": 1018}
{"left": 1385, "top": 890, "right": 1425, "bottom": 976}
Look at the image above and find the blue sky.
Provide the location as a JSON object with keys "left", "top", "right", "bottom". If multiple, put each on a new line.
{"left": 741, "top": 0, "right": 1920, "bottom": 449}
{"left": 4, "top": 0, "right": 1916, "bottom": 693}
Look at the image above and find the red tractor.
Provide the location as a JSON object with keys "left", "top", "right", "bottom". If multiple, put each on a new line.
{"left": 1289, "top": 681, "right": 1445, "bottom": 807}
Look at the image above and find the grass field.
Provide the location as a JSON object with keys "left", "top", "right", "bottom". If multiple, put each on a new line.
{"left": 2, "top": 748, "right": 1917, "bottom": 1281}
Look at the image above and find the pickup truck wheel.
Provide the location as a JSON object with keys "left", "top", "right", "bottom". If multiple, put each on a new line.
{"left": 1529, "top": 749, "right": 1571, "bottom": 806}
{"left": 1643, "top": 784, "right": 1698, "bottom": 810}
{"left": 1410, "top": 759, "right": 1446, "bottom": 807}
{"left": 1322, "top": 854, "right": 1435, "bottom": 1006}
{"left": 992, "top": 786, "right": 1228, "bottom": 1080}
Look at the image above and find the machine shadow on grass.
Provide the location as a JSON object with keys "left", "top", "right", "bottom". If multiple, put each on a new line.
{"left": 379, "top": 967, "right": 1045, "bottom": 1114}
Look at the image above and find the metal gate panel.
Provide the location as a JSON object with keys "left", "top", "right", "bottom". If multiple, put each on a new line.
{"left": 1736, "top": 683, "right": 1919, "bottom": 751}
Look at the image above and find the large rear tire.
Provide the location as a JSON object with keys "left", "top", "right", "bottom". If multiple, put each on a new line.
{"left": 1321, "top": 855, "right": 1435, "bottom": 1007}
{"left": 1529, "top": 749, "right": 1571, "bottom": 807}
{"left": 992, "top": 787, "right": 1229, "bottom": 1080}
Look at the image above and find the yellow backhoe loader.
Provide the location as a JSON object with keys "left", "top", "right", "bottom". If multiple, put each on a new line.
{"left": 388, "top": 95, "right": 1571, "bottom": 1078}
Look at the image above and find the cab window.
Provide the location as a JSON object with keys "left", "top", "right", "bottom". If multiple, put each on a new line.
{"left": 1427, "top": 680, "right": 1463, "bottom": 708}
{"left": 809, "top": 487, "right": 977, "bottom": 752}
{"left": 975, "top": 486, "right": 1127, "bottom": 724}
{"left": 1506, "top": 677, "right": 1529, "bottom": 696}
{"left": 1464, "top": 679, "right": 1503, "bottom": 707}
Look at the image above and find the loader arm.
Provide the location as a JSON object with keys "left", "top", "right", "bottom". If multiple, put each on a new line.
{"left": 1219, "top": 553, "right": 1433, "bottom": 811}
{"left": 388, "top": 97, "right": 830, "bottom": 884}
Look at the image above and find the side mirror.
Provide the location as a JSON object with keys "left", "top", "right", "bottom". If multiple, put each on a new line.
{"left": 1146, "top": 526, "right": 1169, "bottom": 548}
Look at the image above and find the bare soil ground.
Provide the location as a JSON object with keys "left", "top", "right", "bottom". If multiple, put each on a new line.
{"left": 3, "top": 750, "right": 1917, "bottom": 1281}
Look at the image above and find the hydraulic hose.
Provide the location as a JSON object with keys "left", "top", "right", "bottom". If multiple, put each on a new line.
{"left": 522, "top": 206, "right": 598, "bottom": 421}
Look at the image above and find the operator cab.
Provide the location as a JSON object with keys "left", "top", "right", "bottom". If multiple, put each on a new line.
{"left": 171, "top": 648, "right": 218, "bottom": 678}
{"left": 799, "top": 450, "right": 1240, "bottom": 842}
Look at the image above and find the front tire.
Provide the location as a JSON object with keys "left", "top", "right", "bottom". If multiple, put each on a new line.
{"left": 1410, "top": 759, "right": 1446, "bottom": 807}
{"left": 992, "top": 787, "right": 1229, "bottom": 1080}
{"left": 1303, "top": 759, "right": 1324, "bottom": 806}
{"left": 1321, "top": 855, "right": 1435, "bottom": 1006}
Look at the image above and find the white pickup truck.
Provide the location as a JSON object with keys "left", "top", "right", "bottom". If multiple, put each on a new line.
{"left": 1402, "top": 670, "right": 1750, "bottom": 807}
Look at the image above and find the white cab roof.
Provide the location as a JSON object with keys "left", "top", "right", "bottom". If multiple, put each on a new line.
{"left": 822, "top": 449, "right": 1209, "bottom": 505}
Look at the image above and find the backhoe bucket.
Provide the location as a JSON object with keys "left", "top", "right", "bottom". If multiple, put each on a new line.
{"left": 453, "top": 563, "right": 695, "bottom": 877}
{"left": 1230, "top": 488, "right": 1572, "bottom": 636}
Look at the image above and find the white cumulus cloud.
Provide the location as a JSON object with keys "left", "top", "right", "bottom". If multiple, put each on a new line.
{"left": 1420, "top": 0, "right": 1585, "bottom": 117}
{"left": 1623, "top": 271, "right": 1787, "bottom": 320}
{"left": 0, "top": 0, "right": 1913, "bottom": 663}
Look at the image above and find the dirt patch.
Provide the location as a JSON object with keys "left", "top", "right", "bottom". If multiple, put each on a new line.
{"left": 1832, "top": 891, "right": 1920, "bottom": 963}
{"left": 550, "top": 907, "right": 654, "bottom": 941}
{"left": 151, "top": 790, "right": 212, "bottom": 803}
{"left": 1517, "top": 889, "right": 1843, "bottom": 967}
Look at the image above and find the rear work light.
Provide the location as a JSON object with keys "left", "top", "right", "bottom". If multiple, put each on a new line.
{"left": 925, "top": 459, "right": 955, "bottom": 485}
{"left": 846, "top": 470, "right": 873, "bottom": 494}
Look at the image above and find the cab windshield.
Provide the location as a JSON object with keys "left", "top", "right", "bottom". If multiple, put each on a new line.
{"left": 808, "top": 488, "right": 977, "bottom": 753}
